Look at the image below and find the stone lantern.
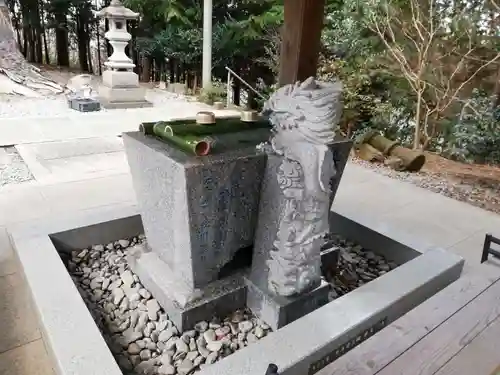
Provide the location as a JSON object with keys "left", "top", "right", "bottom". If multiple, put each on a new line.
{"left": 94, "top": 0, "right": 151, "bottom": 108}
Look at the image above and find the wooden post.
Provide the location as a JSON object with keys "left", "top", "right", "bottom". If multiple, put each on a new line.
{"left": 278, "top": 0, "right": 326, "bottom": 86}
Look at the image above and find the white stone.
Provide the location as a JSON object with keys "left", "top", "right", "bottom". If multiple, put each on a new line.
{"left": 254, "top": 326, "right": 265, "bottom": 339}
{"left": 203, "top": 329, "right": 216, "bottom": 343}
{"left": 146, "top": 299, "right": 160, "bottom": 320}
{"left": 238, "top": 321, "right": 253, "bottom": 333}
{"left": 175, "top": 339, "right": 189, "bottom": 353}
{"left": 136, "top": 312, "right": 148, "bottom": 332}
{"left": 160, "top": 353, "right": 172, "bottom": 365}
{"left": 139, "top": 288, "right": 151, "bottom": 299}
{"left": 119, "top": 239, "right": 130, "bottom": 248}
{"left": 113, "top": 287, "right": 125, "bottom": 305}
{"left": 205, "top": 351, "right": 218, "bottom": 365}
{"left": 198, "top": 345, "right": 210, "bottom": 358}
{"left": 164, "top": 337, "right": 177, "bottom": 351}
{"left": 177, "top": 359, "right": 194, "bottom": 374}
{"left": 186, "top": 351, "right": 198, "bottom": 361}
{"left": 158, "top": 364, "right": 176, "bottom": 375}
{"left": 120, "top": 270, "right": 134, "bottom": 288}
{"left": 206, "top": 340, "right": 222, "bottom": 352}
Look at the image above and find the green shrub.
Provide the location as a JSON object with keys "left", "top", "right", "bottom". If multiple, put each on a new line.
{"left": 198, "top": 80, "right": 227, "bottom": 105}
{"left": 447, "top": 90, "right": 500, "bottom": 164}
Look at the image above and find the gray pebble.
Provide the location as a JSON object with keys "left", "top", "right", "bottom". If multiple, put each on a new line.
{"left": 194, "top": 321, "right": 208, "bottom": 333}
{"left": 239, "top": 321, "right": 253, "bottom": 333}
{"left": 203, "top": 329, "right": 216, "bottom": 343}
{"left": 158, "top": 364, "right": 176, "bottom": 375}
{"left": 159, "top": 327, "right": 176, "bottom": 342}
{"left": 175, "top": 338, "right": 189, "bottom": 353}
{"left": 140, "top": 349, "right": 152, "bottom": 361}
{"left": 177, "top": 359, "right": 194, "bottom": 375}
{"left": 205, "top": 351, "right": 218, "bottom": 365}
{"left": 127, "top": 343, "right": 141, "bottom": 355}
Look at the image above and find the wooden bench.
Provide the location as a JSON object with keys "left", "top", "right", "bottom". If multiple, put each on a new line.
{"left": 319, "top": 264, "right": 500, "bottom": 375}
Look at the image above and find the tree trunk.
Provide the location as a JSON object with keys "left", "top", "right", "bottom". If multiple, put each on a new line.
{"left": 0, "top": 0, "right": 63, "bottom": 96}
{"left": 34, "top": 0, "right": 42, "bottom": 63}
{"left": 86, "top": 23, "right": 93, "bottom": 73}
{"left": 55, "top": 12, "right": 69, "bottom": 67}
{"left": 140, "top": 55, "right": 150, "bottom": 82}
{"left": 413, "top": 89, "right": 423, "bottom": 150}
{"left": 40, "top": 4, "right": 49, "bottom": 64}
{"left": 76, "top": 11, "right": 89, "bottom": 72}
{"left": 169, "top": 59, "right": 174, "bottom": 83}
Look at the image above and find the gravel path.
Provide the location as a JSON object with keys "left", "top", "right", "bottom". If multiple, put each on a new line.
{"left": 0, "top": 89, "right": 194, "bottom": 119}
{"left": 0, "top": 146, "right": 33, "bottom": 186}
{"left": 352, "top": 157, "right": 500, "bottom": 214}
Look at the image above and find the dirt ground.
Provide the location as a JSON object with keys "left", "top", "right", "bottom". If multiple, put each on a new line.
{"left": 354, "top": 152, "right": 500, "bottom": 215}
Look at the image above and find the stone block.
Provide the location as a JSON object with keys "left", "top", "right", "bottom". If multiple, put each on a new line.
{"left": 246, "top": 277, "right": 330, "bottom": 331}
{"left": 102, "top": 70, "right": 140, "bottom": 88}
{"left": 128, "top": 244, "right": 247, "bottom": 331}
{"left": 123, "top": 132, "right": 267, "bottom": 290}
{"left": 68, "top": 98, "right": 101, "bottom": 112}
{"left": 167, "top": 83, "right": 188, "bottom": 95}
{"left": 99, "top": 85, "right": 151, "bottom": 108}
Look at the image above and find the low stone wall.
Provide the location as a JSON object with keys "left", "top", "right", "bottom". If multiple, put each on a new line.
{"left": 9, "top": 203, "right": 464, "bottom": 375}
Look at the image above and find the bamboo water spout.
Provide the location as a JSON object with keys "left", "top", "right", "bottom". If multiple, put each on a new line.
{"left": 139, "top": 112, "right": 272, "bottom": 156}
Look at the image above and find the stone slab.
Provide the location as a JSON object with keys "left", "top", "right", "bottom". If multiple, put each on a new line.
{"left": 102, "top": 70, "right": 140, "bottom": 88}
{"left": 123, "top": 131, "right": 266, "bottom": 289}
{"left": 99, "top": 85, "right": 152, "bottom": 108}
{"left": 246, "top": 277, "right": 330, "bottom": 331}
{"left": 15, "top": 137, "right": 128, "bottom": 183}
{"left": 68, "top": 98, "right": 101, "bottom": 112}
{"left": 99, "top": 99, "right": 154, "bottom": 109}
{"left": 128, "top": 246, "right": 247, "bottom": 331}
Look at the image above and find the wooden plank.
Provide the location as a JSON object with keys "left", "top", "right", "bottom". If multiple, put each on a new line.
{"left": 435, "top": 315, "right": 500, "bottom": 375}
{"left": 278, "top": 0, "right": 326, "bottom": 86}
{"left": 375, "top": 272, "right": 500, "bottom": 375}
{"left": 317, "top": 270, "right": 500, "bottom": 375}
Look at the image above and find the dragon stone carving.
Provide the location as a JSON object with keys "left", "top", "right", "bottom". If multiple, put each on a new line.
{"left": 260, "top": 76, "right": 343, "bottom": 297}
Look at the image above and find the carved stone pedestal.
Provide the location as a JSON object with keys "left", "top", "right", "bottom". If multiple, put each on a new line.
{"left": 246, "top": 277, "right": 329, "bottom": 331}
{"left": 247, "top": 140, "right": 352, "bottom": 330}
{"left": 99, "top": 71, "right": 152, "bottom": 109}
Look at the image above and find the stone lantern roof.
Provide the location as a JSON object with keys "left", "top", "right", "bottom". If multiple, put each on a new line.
{"left": 94, "top": 0, "right": 139, "bottom": 19}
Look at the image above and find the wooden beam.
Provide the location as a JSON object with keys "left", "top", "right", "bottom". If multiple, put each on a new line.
{"left": 278, "top": 0, "right": 326, "bottom": 86}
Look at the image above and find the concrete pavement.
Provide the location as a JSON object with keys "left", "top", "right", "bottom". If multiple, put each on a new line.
{"left": 0, "top": 161, "right": 499, "bottom": 374}
{"left": 0, "top": 104, "right": 240, "bottom": 146}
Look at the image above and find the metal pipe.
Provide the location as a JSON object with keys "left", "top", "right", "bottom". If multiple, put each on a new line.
{"left": 225, "top": 66, "right": 267, "bottom": 100}
{"left": 226, "top": 69, "right": 232, "bottom": 108}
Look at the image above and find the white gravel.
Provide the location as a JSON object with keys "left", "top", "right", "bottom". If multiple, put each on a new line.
{"left": 0, "top": 89, "right": 195, "bottom": 119}
{"left": 0, "top": 147, "right": 33, "bottom": 186}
